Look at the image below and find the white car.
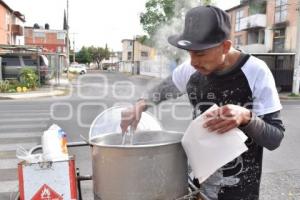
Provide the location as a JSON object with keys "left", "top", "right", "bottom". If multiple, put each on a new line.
{"left": 66, "top": 64, "right": 87, "bottom": 75}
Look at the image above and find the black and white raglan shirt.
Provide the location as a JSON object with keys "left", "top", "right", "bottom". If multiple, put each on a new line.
{"left": 145, "top": 54, "right": 285, "bottom": 200}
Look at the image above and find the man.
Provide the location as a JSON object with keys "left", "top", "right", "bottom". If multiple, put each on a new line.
{"left": 121, "top": 5, "right": 285, "bottom": 200}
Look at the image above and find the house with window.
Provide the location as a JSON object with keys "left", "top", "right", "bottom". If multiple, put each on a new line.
{"left": 121, "top": 39, "right": 155, "bottom": 62}
{"left": 120, "top": 38, "right": 157, "bottom": 74}
{"left": 0, "top": 0, "right": 25, "bottom": 45}
{"left": 227, "top": 0, "right": 298, "bottom": 53}
{"left": 120, "top": 38, "right": 174, "bottom": 78}
{"left": 24, "top": 25, "right": 67, "bottom": 53}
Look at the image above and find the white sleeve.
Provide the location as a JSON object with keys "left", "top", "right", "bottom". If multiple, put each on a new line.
{"left": 171, "top": 59, "right": 196, "bottom": 93}
{"left": 242, "top": 57, "right": 282, "bottom": 116}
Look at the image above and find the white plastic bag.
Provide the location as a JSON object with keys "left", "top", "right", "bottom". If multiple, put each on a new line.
{"left": 16, "top": 146, "right": 42, "bottom": 163}
{"left": 42, "top": 124, "right": 68, "bottom": 161}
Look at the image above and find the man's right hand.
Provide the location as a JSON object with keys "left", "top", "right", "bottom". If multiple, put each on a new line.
{"left": 120, "top": 100, "right": 147, "bottom": 133}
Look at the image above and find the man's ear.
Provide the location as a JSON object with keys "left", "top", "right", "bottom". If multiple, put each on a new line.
{"left": 222, "top": 40, "right": 232, "bottom": 54}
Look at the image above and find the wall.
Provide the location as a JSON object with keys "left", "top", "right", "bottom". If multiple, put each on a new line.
{"left": 122, "top": 40, "right": 133, "bottom": 61}
{"left": 139, "top": 57, "right": 171, "bottom": 78}
{"left": 25, "top": 28, "right": 66, "bottom": 53}
{"left": 119, "top": 57, "right": 171, "bottom": 79}
{"left": 0, "top": 4, "right": 8, "bottom": 44}
{"left": 264, "top": 0, "right": 298, "bottom": 52}
{"left": 121, "top": 39, "right": 156, "bottom": 62}
{"left": 228, "top": 5, "right": 248, "bottom": 48}
{"left": 285, "top": 0, "right": 298, "bottom": 51}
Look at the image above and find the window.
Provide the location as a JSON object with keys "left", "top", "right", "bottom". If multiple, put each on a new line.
{"left": 249, "top": 1, "right": 266, "bottom": 15}
{"left": 34, "top": 31, "right": 45, "bottom": 38}
{"left": 57, "top": 32, "right": 66, "bottom": 40}
{"left": 248, "top": 29, "right": 265, "bottom": 44}
{"left": 23, "top": 56, "right": 37, "bottom": 66}
{"left": 235, "top": 9, "right": 244, "bottom": 32}
{"left": 273, "top": 28, "right": 285, "bottom": 52}
{"left": 141, "top": 51, "right": 148, "bottom": 57}
{"left": 234, "top": 35, "right": 243, "bottom": 47}
{"left": 127, "top": 41, "right": 133, "bottom": 50}
{"left": 275, "top": 0, "right": 287, "bottom": 23}
{"left": 127, "top": 52, "right": 132, "bottom": 60}
{"left": 2, "top": 56, "right": 20, "bottom": 66}
{"left": 5, "top": 13, "right": 10, "bottom": 31}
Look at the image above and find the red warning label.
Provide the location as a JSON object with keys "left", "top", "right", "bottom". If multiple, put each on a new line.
{"left": 31, "top": 184, "right": 63, "bottom": 200}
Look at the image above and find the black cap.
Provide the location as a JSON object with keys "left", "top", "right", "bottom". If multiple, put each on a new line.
{"left": 168, "top": 5, "right": 231, "bottom": 51}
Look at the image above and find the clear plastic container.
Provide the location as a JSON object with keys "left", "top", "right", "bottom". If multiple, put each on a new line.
{"left": 89, "top": 106, "right": 162, "bottom": 141}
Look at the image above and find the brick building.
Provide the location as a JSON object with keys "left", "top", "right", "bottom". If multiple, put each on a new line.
{"left": 0, "top": 0, "right": 25, "bottom": 45}
{"left": 227, "top": 0, "right": 298, "bottom": 53}
{"left": 24, "top": 25, "right": 67, "bottom": 53}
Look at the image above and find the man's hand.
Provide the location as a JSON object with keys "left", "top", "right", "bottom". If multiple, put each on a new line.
{"left": 120, "top": 100, "right": 147, "bottom": 133}
{"left": 203, "top": 104, "right": 251, "bottom": 134}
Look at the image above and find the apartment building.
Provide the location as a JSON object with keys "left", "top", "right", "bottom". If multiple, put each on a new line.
{"left": 0, "top": 0, "right": 25, "bottom": 45}
{"left": 227, "top": 0, "right": 298, "bottom": 53}
{"left": 24, "top": 25, "right": 67, "bottom": 53}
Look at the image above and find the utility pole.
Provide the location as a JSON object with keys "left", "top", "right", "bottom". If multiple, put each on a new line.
{"left": 73, "top": 40, "right": 75, "bottom": 63}
{"left": 132, "top": 37, "right": 135, "bottom": 75}
{"left": 66, "top": 0, "right": 70, "bottom": 78}
{"left": 292, "top": 1, "right": 300, "bottom": 95}
{"left": 70, "top": 32, "right": 78, "bottom": 63}
{"left": 0, "top": 57, "right": 2, "bottom": 80}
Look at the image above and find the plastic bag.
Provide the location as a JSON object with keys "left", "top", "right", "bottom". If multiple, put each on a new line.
{"left": 16, "top": 146, "right": 42, "bottom": 163}
{"left": 42, "top": 124, "right": 68, "bottom": 161}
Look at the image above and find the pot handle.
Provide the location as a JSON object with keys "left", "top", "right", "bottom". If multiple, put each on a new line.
{"left": 80, "top": 134, "right": 92, "bottom": 146}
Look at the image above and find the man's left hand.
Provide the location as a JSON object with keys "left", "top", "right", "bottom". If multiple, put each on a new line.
{"left": 203, "top": 104, "right": 251, "bottom": 134}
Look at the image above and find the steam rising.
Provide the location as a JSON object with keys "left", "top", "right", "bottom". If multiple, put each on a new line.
{"left": 140, "top": 1, "right": 206, "bottom": 93}
{"left": 152, "top": 0, "right": 201, "bottom": 62}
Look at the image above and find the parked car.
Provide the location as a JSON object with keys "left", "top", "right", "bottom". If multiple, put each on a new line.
{"left": 0, "top": 53, "right": 50, "bottom": 82}
{"left": 64, "top": 64, "right": 87, "bottom": 75}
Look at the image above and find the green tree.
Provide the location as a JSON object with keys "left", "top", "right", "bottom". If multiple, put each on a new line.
{"left": 139, "top": 0, "right": 215, "bottom": 60}
{"left": 201, "top": 0, "right": 215, "bottom": 6}
{"left": 88, "top": 46, "right": 110, "bottom": 69}
{"left": 140, "top": 0, "right": 215, "bottom": 38}
{"left": 76, "top": 46, "right": 92, "bottom": 64}
{"left": 140, "top": 0, "right": 175, "bottom": 37}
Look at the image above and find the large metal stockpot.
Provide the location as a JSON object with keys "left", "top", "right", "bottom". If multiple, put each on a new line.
{"left": 89, "top": 107, "right": 188, "bottom": 200}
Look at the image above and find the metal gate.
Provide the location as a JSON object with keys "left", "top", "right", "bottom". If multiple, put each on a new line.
{"left": 253, "top": 53, "right": 295, "bottom": 91}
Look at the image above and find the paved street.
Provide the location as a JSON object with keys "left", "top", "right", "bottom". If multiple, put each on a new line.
{"left": 0, "top": 71, "right": 299, "bottom": 199}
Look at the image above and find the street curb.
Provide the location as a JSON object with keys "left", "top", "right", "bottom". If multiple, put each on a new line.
{"left": 279, "top": 96, "right": 300, "bottom": 100}
{"left": 279, "top": 92, "right": 300, "bottom": 100}
{"left": 0, "top": 89, "right": 68, "bottom": 100}
{"left": 0, "top": 97, "right": 13, "bottom": 100}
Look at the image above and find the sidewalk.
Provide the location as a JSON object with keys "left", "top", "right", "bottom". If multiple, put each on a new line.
{"left": 278, "top": 92, "right": 300, "bottom": 100}
{"left": 0, "top": 78, "right": 70, "bottom": 100}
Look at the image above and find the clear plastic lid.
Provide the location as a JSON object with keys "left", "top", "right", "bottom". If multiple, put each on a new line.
{"left": 89, "top": 106, "right": 162, "bottom": 141}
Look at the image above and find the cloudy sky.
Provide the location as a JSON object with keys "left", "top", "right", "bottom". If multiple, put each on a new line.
{"left": 4, "top": 0, "right": 240, "bottom": 51}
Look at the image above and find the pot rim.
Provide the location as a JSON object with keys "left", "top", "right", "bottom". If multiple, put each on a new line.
{"left": 89, "top": 130, "right": 184, "bottom": 148}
